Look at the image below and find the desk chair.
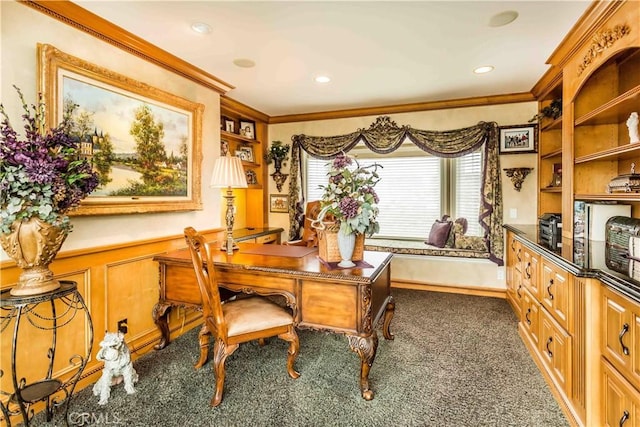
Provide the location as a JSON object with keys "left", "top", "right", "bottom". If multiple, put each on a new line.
{"left": 285, "top": 200, "right": 322, "bottom": 247}
{"left": 184, "top": 227, "right": 300, "bottom": 407}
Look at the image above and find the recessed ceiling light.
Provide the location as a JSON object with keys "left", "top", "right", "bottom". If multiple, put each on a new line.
{"left": 191, "top": 22, "right": 211, "bottom": 34}
{"left": 474, "top": 66, "right": 494, "bottom": 74}
{"left": 489, "top": 10, "right": 518, "bottom": 27}
{"left": 314, "top": 75, "right": 331, "bottom": 83}
{"left": 233, "top": 58, "right": 256, "bottom": 68}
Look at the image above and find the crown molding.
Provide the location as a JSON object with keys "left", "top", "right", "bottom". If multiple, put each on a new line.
{"left": 20, "top": 0, "right": 234, "bottom": 94}
{"left": 268, "top": 92, "right": 535, "bottom": 124}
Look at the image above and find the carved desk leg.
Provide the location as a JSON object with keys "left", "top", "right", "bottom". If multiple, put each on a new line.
{"left": 382, "top": 296, "right": 396, "bottom": 340}
{"left": 152, "top": 302, "right": 172, "bottom": 350}
{"left": 347, "top": 331, "right": 379, "bottom": 401}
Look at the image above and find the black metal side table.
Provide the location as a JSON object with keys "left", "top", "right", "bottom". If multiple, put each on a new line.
{"left": 0, "top": 280, "right": 93, "bottom": 426}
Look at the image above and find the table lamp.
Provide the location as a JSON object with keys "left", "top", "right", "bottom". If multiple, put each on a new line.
{"left": 210, "top": 154, "right": 248, "bottom": 254}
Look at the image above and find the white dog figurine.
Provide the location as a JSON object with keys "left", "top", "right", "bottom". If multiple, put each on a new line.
{"left": 92, "top": 331, "right": 138, "bottom": 405}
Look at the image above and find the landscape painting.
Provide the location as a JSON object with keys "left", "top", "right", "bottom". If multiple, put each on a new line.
{"left": 38, "top": 44, "right": 203, "bottom": 215}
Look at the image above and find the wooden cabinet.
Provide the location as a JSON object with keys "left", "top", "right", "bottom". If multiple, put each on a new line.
{"left": 506, "top": 231, "right": 523, "bottom": 317}
{"left": 603, "top": 359, "right": 640, "bottom": 427}
{"left": 505, "top": 235, "right": 584, "bottom": 424}
{"left": 521, "top": 247, "right": 541, "bottom": 299}
{"left": 220, "top": 97, "right": 269, "bottom": 228}
{"left": 540, "top": 308, "right": 573, "bottom": 396}
{"left": 541, "top": 258, "right": 572, "bottom": 332}
{"left": 602, "top": 287, "right": 640, "bottom": 390}
{"left": 520, "top": 287, "right": 541, "bottom": 348}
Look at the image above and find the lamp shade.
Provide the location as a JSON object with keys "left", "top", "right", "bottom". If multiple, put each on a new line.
{"left": 210, "top": 155, "right": 248, "bottom": 188}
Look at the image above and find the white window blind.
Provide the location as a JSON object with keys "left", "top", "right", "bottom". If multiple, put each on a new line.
{"left": 305, "top": 147, "right": 482, "bottom": 241}
{"left": 455, "top": 151, "right": 483, "bottom": 236}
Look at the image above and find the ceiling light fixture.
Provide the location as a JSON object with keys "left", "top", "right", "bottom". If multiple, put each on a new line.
{"left": 489, "top": 10, "right": 519, "bottom": 27}
{"left": 474, "top": 66, "right": 494, "bottom": 74}
{"left": 314, "top": 75, "right": 331, "bottom": 84}
{"left": 233, "top": 58, "right": 256, "bottom": 68}
{"left": 191, "top": 22, "right": 211, "bottom": 34}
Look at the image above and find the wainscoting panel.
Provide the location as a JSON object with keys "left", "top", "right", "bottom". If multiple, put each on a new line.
{"left": 0, "top": 228, "right": 221, "bottom": 423}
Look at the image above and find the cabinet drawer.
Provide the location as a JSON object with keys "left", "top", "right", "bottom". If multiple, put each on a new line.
{"left": 540, "top": 308, "right": 573, "bottom": 397}
{"left": 256, "top": 233, "right": 278, "bottom": 244}
{"left": 602, "top": 359, "right": 640, "bottom": 427}
{"left": 521, "top": 247, "right": 540, "bottom": 299}
{"left": 602, "top": 287, "right": 640, "bottom": 387}
{"left": 521, "top": 288, "right": 541, "bottom": 348}
{"left": 540, "top": 258, "right": 572, "bottom": 332}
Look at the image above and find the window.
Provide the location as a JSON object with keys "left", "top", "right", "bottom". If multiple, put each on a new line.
{"left": 306, "top": 147, "right": 483, "bottom": 239}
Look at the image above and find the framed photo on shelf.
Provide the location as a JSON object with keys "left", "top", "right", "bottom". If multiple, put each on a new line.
{"left": 270, "top": 194, "right": 289, "bottom": 213}
{"left": 499, "top": 124, "right": 538, "bottom": 154}
{"left": 225, "top": 118, "right": 235, "bottom": 133}
{"left": 240, "top": 146, "right": 254, "bottom": 163}
{"left": 239, "top": 119, "right": 255, "bottom": 139}
{"left": 235, "top": 149, "right": 248, "bottom": 162}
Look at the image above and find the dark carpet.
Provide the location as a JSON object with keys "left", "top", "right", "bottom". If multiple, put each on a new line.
{"left": 40, "top": 289, "right": 568, "bottom": 426}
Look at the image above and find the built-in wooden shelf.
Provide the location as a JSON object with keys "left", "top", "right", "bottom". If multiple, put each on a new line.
{"left": 574, "top": 143, "right": 640, "bottom": 164}
{"left": 574, "top": 85, "right": 640, "bottom": 127}
{"left": 541, "top": 187, "right": 562, "bottom": 193}
{"left": 541, "top": 148, "right": 563, "bottom": 160}
{"left": 541, "top": 116, "right": 563, "bottom": 131}
{"left": 221, "top": 130, "right": 260, "bottom": 144}
{"left": 574, "top": 193, "right": 640, "bottom": 201}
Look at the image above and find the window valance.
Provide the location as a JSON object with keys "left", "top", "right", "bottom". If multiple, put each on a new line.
{"left": 287, "top": 116, "right": 503, "bottom": 265}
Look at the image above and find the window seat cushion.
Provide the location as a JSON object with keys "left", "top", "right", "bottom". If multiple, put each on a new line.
{"left": 364, "top": 238, "right": 489, "bottom": 259}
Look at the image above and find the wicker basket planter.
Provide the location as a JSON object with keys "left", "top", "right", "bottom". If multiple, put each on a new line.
{"left": 316, "top": 222, "right": 364, "bottom": 263}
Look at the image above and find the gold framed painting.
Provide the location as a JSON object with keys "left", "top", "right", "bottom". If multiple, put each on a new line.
{"left": 37, "top": 43, "right": 204, "bottom": 215}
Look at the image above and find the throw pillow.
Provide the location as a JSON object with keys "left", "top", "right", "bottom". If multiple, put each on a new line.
{"left": 426, "top": 215, "right": 452, "bottom": 248}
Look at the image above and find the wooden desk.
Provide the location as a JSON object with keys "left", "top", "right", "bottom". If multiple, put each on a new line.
{"left": 152, "top": 244, "right": 395, "bottom": 400}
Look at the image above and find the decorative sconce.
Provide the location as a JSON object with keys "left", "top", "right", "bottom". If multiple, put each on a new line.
{"left": 266, "top": 141, "right": 290, "bottom": 192}
{"left": 503, "top": 167, "right": 533, "bottom": 192}
{"left": 271, "top": 170, "right": 289, "bottom": 192}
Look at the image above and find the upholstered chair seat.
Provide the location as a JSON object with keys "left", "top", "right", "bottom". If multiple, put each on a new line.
{"left": 223, "top": 297, "right": 294, "bottom": 336}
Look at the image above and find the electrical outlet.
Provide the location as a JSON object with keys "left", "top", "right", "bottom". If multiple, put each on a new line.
{"left": 497, "top": 267, "right": 505, "bottom": 280}
{"left": 117, "top": 318, "right": 128, "bottom": 334}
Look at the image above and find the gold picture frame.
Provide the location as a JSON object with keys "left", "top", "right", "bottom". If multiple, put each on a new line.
{"left": 269, "top": 194, "right": 289, "bottom": 213}
{"left": 38, "top": 44, "right": 204, "bottom": 215}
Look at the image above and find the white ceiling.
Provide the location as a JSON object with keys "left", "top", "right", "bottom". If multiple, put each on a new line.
{"left": 75, "top": 1, "right": 591, "bottom": 117}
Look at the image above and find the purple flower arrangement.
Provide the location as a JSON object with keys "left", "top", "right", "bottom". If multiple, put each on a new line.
{"left": 319, "top": 152, "right": 381, "bottom": 236}
{"left": 0, "top": 86, "right": 99, "bottom": 234}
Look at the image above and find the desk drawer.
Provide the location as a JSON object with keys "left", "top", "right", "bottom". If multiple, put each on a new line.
{"left": 256, "top": 234, "right": 278, "bottom": 244}
{"left": 217, "top": 269, "right": 295, "bottom": 294}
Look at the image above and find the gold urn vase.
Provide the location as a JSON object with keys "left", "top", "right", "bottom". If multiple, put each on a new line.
{"left": 0, "top": 217, "right": 69, "bottom": 296}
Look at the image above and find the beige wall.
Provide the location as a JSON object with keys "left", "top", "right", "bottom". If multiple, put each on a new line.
{"left": 267, "top": 104, "right": 539, "bottom": 289}
{"left": 0, "top": 2, "right": 223, "bottom": 262}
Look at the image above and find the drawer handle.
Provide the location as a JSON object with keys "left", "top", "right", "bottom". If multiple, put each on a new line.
{"left": 546, "top": 337, "right": 553, "bottom": 358}
{"left": 511, "top": 240, "right": 516, "bottom": 251}
{"left": 525, "top": 263, "right": 531, "bottom": 279}
{"left": 620, "top": 410, "right": 629, "bottom": 427}
{"left": 525, "top": 308, "right": 531, "bottom": 325}
{"left": 516, "top": 285, "right": 522, "bottom": 299}
{"left": 619, "top": 323, "right": 630, "bottom": 356}
{"left": 547, "top": 279, "right": 554, "bottom": 300}
{"left": 516, "top": 249, "right": 522, "bottom": 262}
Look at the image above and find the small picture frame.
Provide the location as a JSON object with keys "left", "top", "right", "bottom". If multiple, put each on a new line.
{"left": 239, "top": 119, "right": 255, "bottom": 139}
{"left": 270, "top": 194, "right": 289, "bottom": 213}
{"left": 245, "top": 169, "right": 258, "bottom": 185}
{"left": 225, "top": 119, "right": 235, "bottom": 133}
{"left": 240, "top": 146, "right": 254, "bottom": 163}
{"left": 499, "top": 124, "right": 538, "bottom": 154}
{"left": 235, "top": 149, "right": 248, "bottom": 162}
